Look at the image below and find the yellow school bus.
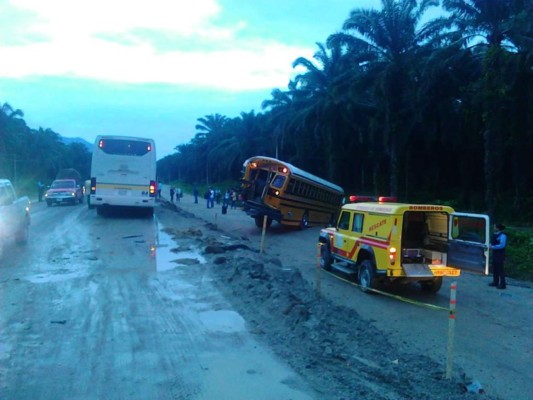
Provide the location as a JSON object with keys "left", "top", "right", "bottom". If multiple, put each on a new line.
{"left": 240, "top": 156, "right": 344, "bottom": 228}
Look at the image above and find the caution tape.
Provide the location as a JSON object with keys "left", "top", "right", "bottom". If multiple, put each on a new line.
{"left": 320, "top": 268, "right": 450, "bottom": 312}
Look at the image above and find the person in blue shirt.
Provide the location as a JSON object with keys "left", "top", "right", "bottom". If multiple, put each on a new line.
{"left": 489, "top": 223, "right": 507, "bottom": 289}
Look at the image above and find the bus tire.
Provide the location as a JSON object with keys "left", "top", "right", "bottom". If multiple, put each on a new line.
{"left": 359, "top": 260, "right": 377, "bottom": 294}
{"left": 320, "top": 244, "right": 332, "bottom": 271}
{"left": 420, "top": 277, "right": 443, "bottom": 293}
{"left": 254, "top": 216, "right": 271, "bottom": 228}
{"left": 299, "top": 212, "right": 309, "bottom": 229}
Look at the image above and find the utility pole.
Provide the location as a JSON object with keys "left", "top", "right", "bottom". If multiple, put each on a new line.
{"left": 13, "top": 154, "right": 17, "bottom": 186}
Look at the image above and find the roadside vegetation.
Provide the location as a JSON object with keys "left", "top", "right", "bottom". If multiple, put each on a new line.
{"left": 1, "top": 0, "right": 531, "bottom": 279}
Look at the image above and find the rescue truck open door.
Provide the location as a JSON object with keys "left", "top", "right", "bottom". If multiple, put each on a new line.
{"left": 448, "top": 213, "right": 490, "bottom": 275}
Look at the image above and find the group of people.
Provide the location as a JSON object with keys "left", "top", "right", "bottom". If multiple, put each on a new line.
{"left": 203, "top": 187, "right": 239, "bottom": 210}
{"left": 158, "top": 181, "right": 510, "bottom": 290}
{"left": 169, "top": 186, "right": 182, "bottom": 203}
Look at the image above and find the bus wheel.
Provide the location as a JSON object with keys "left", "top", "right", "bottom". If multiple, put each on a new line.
{"left": 420, "top": 277, "right": 443, "bottom": 293}
{"left": 299, "top": 212, "right": 309, "bottom": 229}
{"left": 254, "top": 216, "right": 271, "bottom": 228}
{"left": 359, "top": 260, "right": 377, "bottom": 294}
{"left": 320, "top": 244, "right": 332, "bottom": 271}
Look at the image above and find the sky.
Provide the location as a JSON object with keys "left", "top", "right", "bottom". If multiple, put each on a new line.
{"left": 0, "top": 0, "right": 392, "bottom": 159}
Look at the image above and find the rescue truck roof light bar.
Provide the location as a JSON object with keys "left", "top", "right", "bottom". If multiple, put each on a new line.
{"left": 348, "top": 195, "right": 398, "bottom": 203}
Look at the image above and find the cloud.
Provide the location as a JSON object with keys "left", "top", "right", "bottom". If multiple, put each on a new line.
{"left": 0, "top": 0, "right": 313, "bottom": 90}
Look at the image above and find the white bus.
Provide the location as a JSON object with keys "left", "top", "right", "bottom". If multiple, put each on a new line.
{"left": 89, "top": 135, "right": 157, "bottom": 216}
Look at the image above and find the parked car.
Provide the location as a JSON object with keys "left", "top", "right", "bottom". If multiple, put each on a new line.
{"left": 45, "top": 179, "right": 84, "bottom": 206}
{"left": 0, "top": 179, "right": 31, "bottom": 248}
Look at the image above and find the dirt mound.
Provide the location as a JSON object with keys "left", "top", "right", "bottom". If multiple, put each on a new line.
{"left": 204, "top": 250, "right": 486, "bottom": 399}
{"left": 194, "top": 234, "right": 491, "bottom": 400}
{"left": 157, "top": 198, "right": 497, "bottom": 399}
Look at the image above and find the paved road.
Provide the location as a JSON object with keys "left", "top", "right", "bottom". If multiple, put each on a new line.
{"left": 0, "top": 200, "right": 316, "bottom": 400}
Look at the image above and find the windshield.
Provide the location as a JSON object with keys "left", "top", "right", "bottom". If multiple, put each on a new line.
{"left": 50, "top": 181, "right": 75, "bottom": 189}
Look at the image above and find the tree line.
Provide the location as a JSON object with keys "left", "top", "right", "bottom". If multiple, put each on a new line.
{"left": 1, "top": 1, "right": 531, "bottom": 223}
{"left": 158, "top": 0, "right": 532, "bottom": 222}
{"left": 0, "top": 103, "right": 91, "bottom": 192}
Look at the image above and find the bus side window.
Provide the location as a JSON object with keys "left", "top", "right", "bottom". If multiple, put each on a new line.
{"left": 287, "top": 179, "right": 295, "bottom": 193}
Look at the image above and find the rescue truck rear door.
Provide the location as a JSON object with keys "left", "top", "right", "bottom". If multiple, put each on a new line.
{"left": 448, "top": 213, "right": 490, "bottom": 275}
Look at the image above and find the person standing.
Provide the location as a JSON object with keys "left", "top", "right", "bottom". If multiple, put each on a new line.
{"left": 223, "top": 190, "right": 230, "bottom": 207}
{"left": 37, "top": 181, "right": 45, "bottom": 202}
{"left": 193, "top": 186, "right": 199, "bottom": 204}
{"left": 230, "top": 190, "right": 237, "bottom": 209}
{"left": 170, "top": 187, "right": 175, "bottom": 202}
{"left": 489, "top": 224, "right": 507, "bottom": 289}
{"left": 176, "top": 187, "right": 182, "bottom": 202}
{"left": 209, "top": 187, "right": 215, "bottom": 209}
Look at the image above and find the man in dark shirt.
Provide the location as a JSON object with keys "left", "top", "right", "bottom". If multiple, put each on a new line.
{"left": 489, "top": 224, "right": 507, "bottom": 289}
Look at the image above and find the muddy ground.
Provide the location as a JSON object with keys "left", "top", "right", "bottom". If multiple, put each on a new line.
{"left": 156, "top": 199, "right": 503, "bottom": 400}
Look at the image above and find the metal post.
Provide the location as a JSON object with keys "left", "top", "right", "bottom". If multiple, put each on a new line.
{"left": 446, "top": 281, "right": 457, "bottom": 379}
{"left": 315, "top": 244, "right": 322, "bottom": 297}
{"left": 259, "top": 215, "right": 267, "bottom": 254}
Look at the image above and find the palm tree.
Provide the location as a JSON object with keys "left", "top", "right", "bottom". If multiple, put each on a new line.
{"left": 194, "top": 114, "right": 229, "bottom": 184}
{"left": 261, "top": 85, "right": 295, "bottom": 158}
{"left": 336, "top": 0, "right": 440, "bottom": 196}
{"left": 440, "top": 0, "right": 531, "bottom": 215}
{"left": 290, "top": 41, "right": 356, "bottom": 180}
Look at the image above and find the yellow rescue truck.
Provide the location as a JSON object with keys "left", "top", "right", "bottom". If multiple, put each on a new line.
{"left": 318, "top": 196, "right": 490, "bottom": 293}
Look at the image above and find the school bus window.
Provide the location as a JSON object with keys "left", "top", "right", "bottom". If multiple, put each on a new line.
{"left": 287, "top": 179, "right": 295, "bottom": 193}
{"left": 338, "top": 211, "right": 351, "bottom": 230}
{"left": 352, "top": 213, "right": 364, "bottom": 233}
{"left": 300, "top": 182, "right": 306, "bottom": 196}
{"left": 271, "top": 175, "right": 286, "bottom": 189}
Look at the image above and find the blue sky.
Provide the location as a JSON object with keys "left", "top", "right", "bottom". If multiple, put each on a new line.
{"left": 0, "top": 0, "right": 419, "bottom": 158}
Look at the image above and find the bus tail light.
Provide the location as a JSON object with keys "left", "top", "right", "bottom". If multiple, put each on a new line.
{"left": 149, "top": 181, "right": 156, "bottom": 196}
{"left": 90, "top": 177, "right": 96, "bottom": 194}
{"left": 389, "top": 247, "right": 397, "bottom": 265}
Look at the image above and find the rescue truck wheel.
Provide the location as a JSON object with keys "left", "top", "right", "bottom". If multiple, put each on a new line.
{"left": 299, "top": 212, "right": 309, "bottom": 229}
{"left": 420, "top": 277, "right": 443, "bottom": 293}
{"left": 320, "top": 244, "right": 332, "bottom": 271}
{"left": 359, "top": 260, "right": 377, "bottom": 294}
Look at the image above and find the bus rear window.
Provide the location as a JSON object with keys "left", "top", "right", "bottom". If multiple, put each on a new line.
{"left": 98, "top": 139, "right": 152, "bottom": 156}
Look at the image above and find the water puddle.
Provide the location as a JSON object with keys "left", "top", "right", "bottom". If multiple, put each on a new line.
{"left": 26, "top": 269, "right": 88, "bottom": 283}
{"left": 198, "top": 310, "right": 246, "bottom": 333}
{"left": 154, "top": 222, "right": 206, "bottom": 272}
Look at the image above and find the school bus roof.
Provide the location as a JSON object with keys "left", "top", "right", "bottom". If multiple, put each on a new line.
{"left": 342, "top": 202, "right": 456, "bottom": 215}
{"left": 244, "top": 156, "right": 344, "bottom": 194}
